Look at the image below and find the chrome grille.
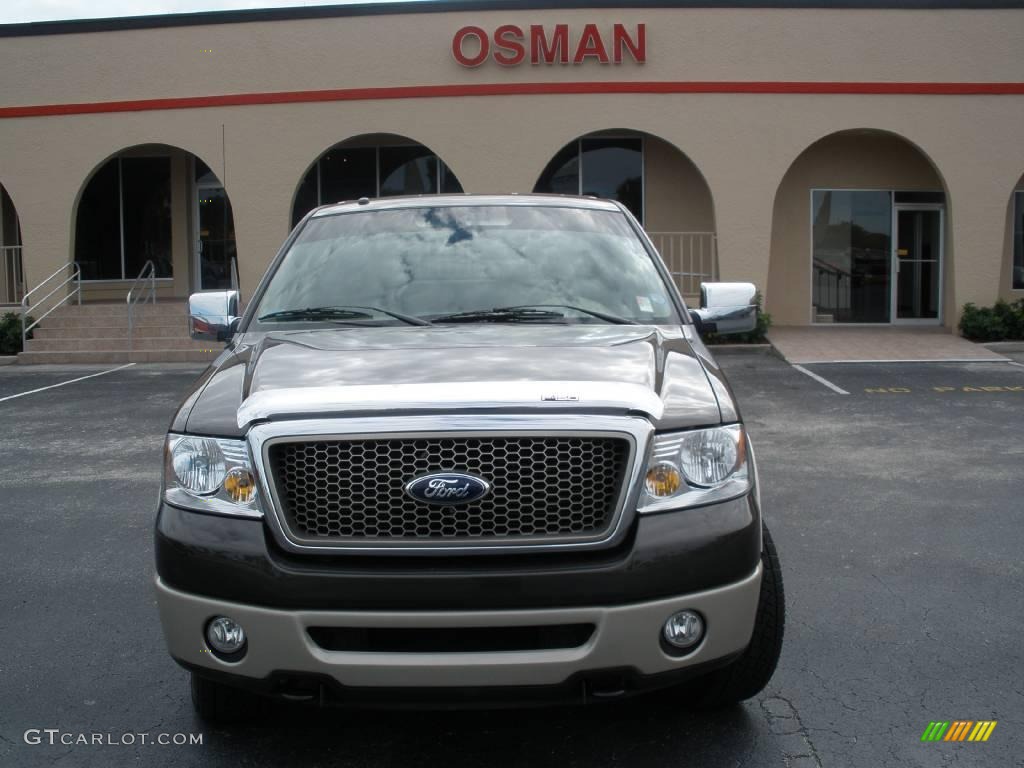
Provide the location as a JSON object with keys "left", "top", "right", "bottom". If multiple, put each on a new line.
{"left": 268, "top": 436, "right": 631, "bottom": 544}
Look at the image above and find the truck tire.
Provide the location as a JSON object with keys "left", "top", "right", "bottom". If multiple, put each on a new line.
{"left": 690, "top": 523, "right": 785, "bottom": 708}
{"left": 190, "top": 672, "right": 262, "bottom": 722}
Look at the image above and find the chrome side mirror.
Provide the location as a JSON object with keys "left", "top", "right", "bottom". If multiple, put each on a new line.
{"left": 188, "top": 290, "right": 240, "bottom": 342}
{"left": 690, "top": 282, "right": 758, "bottom": 335}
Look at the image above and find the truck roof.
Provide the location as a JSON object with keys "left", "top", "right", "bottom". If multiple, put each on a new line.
{"left": 310, "top": 193, "right": 623, "bottom": 218}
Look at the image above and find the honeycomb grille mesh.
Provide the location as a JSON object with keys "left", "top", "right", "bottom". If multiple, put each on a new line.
{"left": 268, "top": 436, "right": 630, "bottom": 542}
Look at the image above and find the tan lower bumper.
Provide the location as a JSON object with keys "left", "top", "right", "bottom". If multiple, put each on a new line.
{"left": 156, "top": 565, "right": 761, "bottom": 688}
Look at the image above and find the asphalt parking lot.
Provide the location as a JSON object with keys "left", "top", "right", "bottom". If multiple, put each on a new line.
{"left": 0, "top": 353, "right": 1021, "bottom": 767}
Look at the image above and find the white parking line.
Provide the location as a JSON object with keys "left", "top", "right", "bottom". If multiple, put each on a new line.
{"left": 792, "top": 364, "right": 850, "bottom": 395}
{"left": 0, "top": 363, "right": 136, "bottom": 404}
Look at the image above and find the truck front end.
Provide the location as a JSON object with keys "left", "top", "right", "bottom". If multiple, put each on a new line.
{"left": 155, "top": 196, "right": 782, "bottom": 718}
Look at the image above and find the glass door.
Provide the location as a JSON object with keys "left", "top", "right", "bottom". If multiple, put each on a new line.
{"left": 892, "top": 206, "right": 943, "bottom": 323}
{"left": 193, "top": 160, "right": 237, "bottom": 292}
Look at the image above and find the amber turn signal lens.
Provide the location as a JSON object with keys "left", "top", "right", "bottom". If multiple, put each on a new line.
{"left": 223, "top": 468, "right": 257, "bottom": 503}
{"left": 644, "top": 462, "right": 682, "bottom": 497}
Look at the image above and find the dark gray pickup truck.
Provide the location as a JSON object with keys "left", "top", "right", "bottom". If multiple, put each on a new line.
{"left": 156, "top": 194, "right": 784, "bottom": 720}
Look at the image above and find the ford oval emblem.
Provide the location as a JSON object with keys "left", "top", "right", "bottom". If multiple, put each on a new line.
{"left": 404, "top": 472, "right": 492, "bottom": 506}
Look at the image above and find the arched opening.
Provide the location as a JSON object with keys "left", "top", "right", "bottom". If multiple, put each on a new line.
{"left": 73, "top": 144, "right": 237, "bottom": 298}
{"left": 0, "top": 183, "right": 23, "bottom": 305}
{"left": 768, "top": 129, "right": 950, "bottom": 326}
{"left": 533, "top": 129, "right": 716, "bottom": 299}
{"left": 1003, "top": 171, "right": 1024, "bottom": 295}
{"left": 291, "top": 134, "right": 464, "bottom": 228}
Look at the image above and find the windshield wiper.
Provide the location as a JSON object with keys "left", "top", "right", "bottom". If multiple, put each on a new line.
{"left": 500, "top": 304, "right": 638, "bottom": 325}
{"left": 258, "top": 306, "right": 431, "bottom": 326}
{"left": 431, "top": 307, "right": 567, "bottom": 324}
{"left": 432, "top": 305, "right": 636, "bottom": 325}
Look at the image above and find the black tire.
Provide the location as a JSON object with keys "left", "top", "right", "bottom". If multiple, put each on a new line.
{"left": 690, "top": 523, "right": 785, "bottom": 708}
{"left": 190, "top": 672, "right": 263, "bottom": 723}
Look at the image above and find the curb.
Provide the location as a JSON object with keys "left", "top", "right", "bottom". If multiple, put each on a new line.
{"left": 0, "top": 356, "right": 17, "bottom": 366}
{"left": 705, "top": 343, "right": 775, "bottom": 356}
{"left": 983, "top": 341, "right": 1024, "bottom": 353}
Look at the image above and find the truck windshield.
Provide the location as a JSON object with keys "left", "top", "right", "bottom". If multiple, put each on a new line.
{"left": 252, "top": 204, "right": 679, "bottom": 327}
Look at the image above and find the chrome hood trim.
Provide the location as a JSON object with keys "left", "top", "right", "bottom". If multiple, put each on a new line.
{"left": 236, "top": 380, "right": 664, "bottom": 430}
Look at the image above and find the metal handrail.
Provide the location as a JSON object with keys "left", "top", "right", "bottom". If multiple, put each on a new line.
{"left": 126, "top": 260, "right": 157, "bottom": 351}
{"left": 21, "top": 261, "right": 81, "bottom": 346}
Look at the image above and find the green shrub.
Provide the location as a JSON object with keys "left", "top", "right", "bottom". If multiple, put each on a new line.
{"left": 0, "top": 312, "right": 32, "bottom": 355}
{"left": 704, "top": 293, "right": 772, "bottom": 345}
{"left": 958, "top": 299, "right": 1024, "bottom": 341}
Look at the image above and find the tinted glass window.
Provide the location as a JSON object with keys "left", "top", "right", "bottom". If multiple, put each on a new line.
{"left": 121, "top": 157, "right": 172, "bottom": 279}
{"left": 440, "top": 162, "right": 464, "bottom": 194}
{"left": 74, "top": 160, "right": 122, "bottom": 280}
{"left": 320, "top": 147, "right": 376, "bottom": 206}
{"left": 581, "top": 139, "right": 643, "bottom": 221}
{"left": 812, "top": 191, "right": 892, "bottom": 323}
{"left": 894, "top": 191, "right": 945, "bottom": 205}
{"left": 534, "top": 138, "right": 643, "bottom": 222}
{"left": 1, "top": 185, "right": 20, "bottom": 247}
{"left": 291, "top": 145, "right": 465, "bottom": 225}
{"left": 74, "top": 156, "right": 175, "bottom": 280}
{"left": 254, "top": 205, "right": 676, "bottom": 326}
{"left": 380, "top": 147, "right": 436, "bottom": 197}
{"left": 534, "top": 143, "right": 580, "bottom": 196}
{"left": 291, "top": 167, "right": 319, "bottom": 228}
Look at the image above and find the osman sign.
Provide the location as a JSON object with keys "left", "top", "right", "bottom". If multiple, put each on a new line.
{"left": 452, "top": 23, "right": 646, "bottom": 67}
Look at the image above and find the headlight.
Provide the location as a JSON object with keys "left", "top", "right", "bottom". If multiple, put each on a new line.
{"left": 163, "top": 435, "right": 261, "bottom": 518}
{"left": 638, "top": 425, "right": 751, "bottom": 513}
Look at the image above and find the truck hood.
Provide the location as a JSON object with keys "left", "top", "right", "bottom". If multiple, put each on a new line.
{"left": 179, "top": 324, "right": 729, "bottom": 437}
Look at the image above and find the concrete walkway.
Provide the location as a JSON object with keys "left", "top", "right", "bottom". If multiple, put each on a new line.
{"left": 768, "top": 326, "right": 1009, "bottom": 364}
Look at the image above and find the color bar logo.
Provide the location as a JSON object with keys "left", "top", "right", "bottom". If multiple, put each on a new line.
{"left": 921, "top": 721, "right": 997, "bottom": 742}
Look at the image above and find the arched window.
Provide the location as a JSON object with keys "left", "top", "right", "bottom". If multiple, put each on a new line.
{"left": 74, "top": 146, "right": 237, "bottom": 291}
{"left": 292, "top": 138, "right": 463, "bottom": 228}
{"left": 535, "top": 137, "right": 643, "bottom": 222}
{"left": 75, "top": 154, "right": 173, "bottom": 280}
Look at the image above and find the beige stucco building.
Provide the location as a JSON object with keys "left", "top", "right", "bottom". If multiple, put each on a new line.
{"left": 1, "top": 0, "right": 1023, "bottom": 331}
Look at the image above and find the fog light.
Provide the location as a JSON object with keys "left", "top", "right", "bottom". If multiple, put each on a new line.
{"left": 206, "top": 616, "right": 246, "bottom": 655}
{"left": 662, "top": 610, "right": 704, "bottom": 651}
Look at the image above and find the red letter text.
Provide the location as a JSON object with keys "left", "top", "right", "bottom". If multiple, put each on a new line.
{"left": 452, "top": 26, "right": 489, "bottom": 67}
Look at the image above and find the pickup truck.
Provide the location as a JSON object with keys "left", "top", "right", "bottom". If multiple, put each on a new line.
{"left": 156, "top": 194, "right": 784, "bottom": 720}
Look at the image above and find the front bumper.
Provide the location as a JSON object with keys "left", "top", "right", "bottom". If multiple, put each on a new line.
{"left": 155, "top": 493, "right": 761, "bottom": 611}
{"left": 157, "top": 564, "right": 761, "bottom": 693}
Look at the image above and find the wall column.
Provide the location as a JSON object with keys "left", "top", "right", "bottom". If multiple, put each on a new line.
{"left": 702, "top": 175, "right": 778, "bottom": 307}
{"left": 170, "top": 152, "right": 191, "bottom": 297}
{"left": 930, "top": 140, "right": 1022, "bottom": 329}
{"left": 12, "top": 180, "right": 75, "bottom": 303}
{"left": 946, "top": 175, "right": 1010, "bottom": 328}
{"left": 225, "top": 159, "right": 296, "bottom": 304}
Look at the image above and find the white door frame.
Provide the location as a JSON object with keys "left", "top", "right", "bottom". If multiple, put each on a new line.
{"left": 891, "top": 203, "right": 945, "bottom": 325}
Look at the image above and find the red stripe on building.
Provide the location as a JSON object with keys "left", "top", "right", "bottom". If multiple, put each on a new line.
{"left": 2, "top": 80, "right": 1024, "bottom": 119}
